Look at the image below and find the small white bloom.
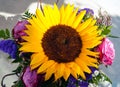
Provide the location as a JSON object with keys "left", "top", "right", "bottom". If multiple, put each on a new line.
{"left": 98, "top": 81, "right": 112, "bottom": 87}
{"left": 94, "top": 70, "right": 99, "bottom": 76}
{"left": 88, "top": 83, "right": 98, "bottom": 87}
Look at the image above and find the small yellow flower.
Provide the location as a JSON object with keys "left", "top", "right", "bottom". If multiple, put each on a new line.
{"left": 20, "top": 4, "right": 102, "bottom": 81}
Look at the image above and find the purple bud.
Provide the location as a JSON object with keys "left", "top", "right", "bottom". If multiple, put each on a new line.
{"left": 22, "top": 66, "right": 45, "bottom": 87}
{"left": 77, "top": 8, "right": 94, "bottom": 16}
{"left": 12, "top": 20, "right": 29, "bottom": 42}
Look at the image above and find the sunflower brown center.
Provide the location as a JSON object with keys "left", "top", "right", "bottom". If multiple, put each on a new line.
{"left": 42, "top": 25, "right": 82, "bottom": 63}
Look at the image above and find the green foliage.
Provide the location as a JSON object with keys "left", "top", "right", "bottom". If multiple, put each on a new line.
{"left": 88, "top": 71, "right": 112, "bottom": 85}
{"left": 12, "top": 80, "right": 24, "bottom": 87}
{"left": 108, "top": 34, "right": 119, "bottom": 38}
{"left": 100, "top": 73, "right": 112, "bottom": 84}
{"left": 12, "top": 65, "right": 23, "bottom": 73}
{"left": 22, "top": 10, "right": 36, "bottom": 19}
{"left": 83, "top": 14, "right": 92, "bottom": 21}
{"left": 12, "top": 57, "right": 23, "bottom": 63}
{"left": 98, "top": 24, "right": 112, "bottom": 36}
{"left": 0, "top": 29, "right": 11, "bottom": 39}
{"left": 41, "top": 77, "right": 67, "bottom": 87}
{"left": 98, "top": 25, "right": 119, "bottom": 38}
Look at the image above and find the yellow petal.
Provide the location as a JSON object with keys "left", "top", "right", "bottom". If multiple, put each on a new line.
{"left": 54, "top": 63, "right": 65, "bottom": 81}
{"left": 43, "top": 6, "right": 53, "bottom": 27}
{"left": 77, "top": 18, "right": 93, "bottom": 32}
{"left": 67, "top": 8, "right": 78, "bottom": 26}
{"left": 36, "top": 9, "right": 50, "bottom": 29}
{"left": 53, "top": 3, "right": 60, "bottom": 24}
{"left": 89, "top": 20, "right": 96, "bottom": 26}
{"left": 75, "top": 58, "right": 91, "bottom": 74}
{"left": 63, "top": 66, "right": 70, "bottom": 81}
{"left": 37, "top": 60, "right": 55, "bottom": 73}
{"left": 70, "top": 69, "right": 78, "bottom": 79}
{"left": 60, "top": 4, "right": 65, "bottom": 24}
{"left": 45, "top": 62, "right": 57, "bottom": 81}
{"left": 19, "top": 43, "right": 40, "bottom": 52}
{"left": 62, "top": 4, "right": 74, "bottom": 24}
{"left": 79, "top": 26, "right": 98, "bottom": 35}
{"left": 72, "top": 10, "right": 86, "bottom": 28}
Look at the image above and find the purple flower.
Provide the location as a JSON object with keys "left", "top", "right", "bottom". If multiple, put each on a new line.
{"left": 67, "top": 76, "right": 77, "bottom": 87}
{"left": 0, "top": 40, "right": 17, "bottom": 59}
{"left": 77, "top": 8, "right": 94, "bottom": 16}
{"left": 12, "top": 20, "right": 28, "bottom": 42}
{"left": 67, "top": 67, "right": 97, "bottom": 87}
{"left": 22, "top": 66, "right": 44, "bottom": 87}
{"left": 78, "top": 81, "right": 89, "bottom": 87}
{"left": 97, "top": 11, "right": 112, "bottom": 26}
{"left": 67, "top": 75, "right": 89, "bottom": 87}
{"left": 85, "top": 67, "right": 97, "bottom": 80}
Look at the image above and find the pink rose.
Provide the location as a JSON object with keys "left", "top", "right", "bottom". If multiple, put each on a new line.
{"left": 12, "top": 20, "right": 28, "bottom": 42}
{"left": 96, "top": 38, "right": 115, "bottom": 65}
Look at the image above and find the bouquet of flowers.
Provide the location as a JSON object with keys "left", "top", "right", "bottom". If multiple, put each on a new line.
{"left": 0, "top": 1, "right": 115, "bottom": 87}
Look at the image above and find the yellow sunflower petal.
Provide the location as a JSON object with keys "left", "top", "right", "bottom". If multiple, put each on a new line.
{"left": 75, "top": 58, "right": 91, "bottom": 74}
{"left": 67, "top": 8, "right": 79, "bottom": 26}
{"left": 63, "top": 4, "right": 74, "bottom": 24}
{"left": 43, "top": 6, "right": 53, "bottom": 27}
{"left": 54, "top": 63, "right": 65, "bottom": 81}
{"left": 77, "top": 18, "right": 93, "bottom": 32}
{"left": 37, "top": 60, "right": 55, "bottom": 73}
{"left": 70, "top": 68, "right": 78, "bottom": 79}
{"left": 72, "top": 10, "right": 86, "bottom": 28}
{"left": 45, "top": 62, "right": 58, "bottom": 81}
{"left": 63, "top": 65, "right": 71, "bottom": 81}
{"left": 36, "top": 9, "right": 50, "bottom": 29}
{"left": 53, "top": 3, "right": 60, "bottom": 24}
{"left": 19, "top": 43, "right": 41, "bottom": 52}
{"left": 47, "top": 5, "right": 58, "bottom": 25}
{"left": 60, "top": 4, "right": 65, "bottom": 24}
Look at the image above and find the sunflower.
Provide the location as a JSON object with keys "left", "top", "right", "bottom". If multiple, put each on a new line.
{"left": 20, "top": 4, "right": 102, "bottom": 81}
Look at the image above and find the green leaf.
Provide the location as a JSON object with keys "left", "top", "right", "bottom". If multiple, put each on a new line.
{"left": 101, "top": 27, "right": 111, "bottom": 36}
{"left": 100, "top": 73, "right": 112, "bottom": 84}
{"left": 106, "top": 26, "right": 112, "bottom": 30}
{"left": 12, "top": 57, "right": 23, "bottom": 63}
{"left": 0, "top": 29, "right": 11, "bottom": 39}
{"left": 5, "top": 29, "right": 10, "bottom": 38}
{"left": 22, "top": 10, "right": 36, "bottom": 19}
{"left": 0, "top": 30, "right": 5, "bottom": 38}
{"left": 12, "top": 65, "right": 23, "bottom": 73}
{"left": 108, "top": 34, "right": 119, "bottom": 38}
{"left": 12, "top": 80, "right": 24, "bottom": 87}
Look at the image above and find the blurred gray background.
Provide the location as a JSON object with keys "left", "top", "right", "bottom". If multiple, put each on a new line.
{"left": 0, "top": 0, "right": 120, "bottom": 87}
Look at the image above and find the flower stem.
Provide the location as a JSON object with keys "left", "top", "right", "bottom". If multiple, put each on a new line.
{"left": 1, "top": 73, "right": 17, "bottom": 87}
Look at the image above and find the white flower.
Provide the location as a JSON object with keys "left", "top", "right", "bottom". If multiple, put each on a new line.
{"left": 98, "top": 81, "right": 112, "bottom": 87}
{"left": 88, "top": 83, "right": 98, "bottom": 87}
{"left": 92, "top": 70, "right": 99, "bottom": 77}
{"left": 94, "top": 70, "right": 99, "bottom": 76}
